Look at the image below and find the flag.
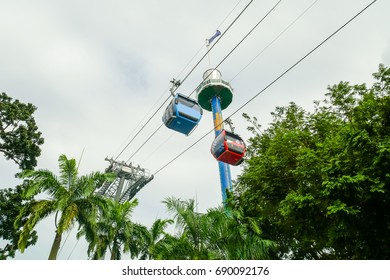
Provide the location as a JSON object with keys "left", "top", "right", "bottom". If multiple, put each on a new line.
{"left": 207, "top": 30, "right": 221, "bottom": 46}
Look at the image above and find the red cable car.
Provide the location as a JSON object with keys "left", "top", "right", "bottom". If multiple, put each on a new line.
{"left": 210, "top": 130, "right": 246, "bottom": 166}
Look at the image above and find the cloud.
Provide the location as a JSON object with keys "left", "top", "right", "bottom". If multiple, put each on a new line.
{"left": 1, "top": 0, "right": 389, "bottom": 259}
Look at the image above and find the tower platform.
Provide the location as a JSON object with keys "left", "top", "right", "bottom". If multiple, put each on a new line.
{"left": 196, "top": 69, "right": 233, "bottom": 111}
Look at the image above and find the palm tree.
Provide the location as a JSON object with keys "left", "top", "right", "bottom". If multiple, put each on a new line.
{"left": 15, "top": 154, "right": 113, "bottom": 260}
{"left": 80, "top": 198, "right": 148, "bottom": 260}
{"left": 139, "top": 218, "right": 173, "bottom": 260}
{"left": 152, "top": 231, "right": 196, "bottom": 260}
{"left": 205, "top": 206, "right": 276, "bottom": 259}
{"left": 154, "top": 197, "right": 219, "bottom": 259}
{"left": 153, "top": 197, "right": 276, "bottom": 260}
{"left": 77, "top": 207, "right": 109, "bottom": 260}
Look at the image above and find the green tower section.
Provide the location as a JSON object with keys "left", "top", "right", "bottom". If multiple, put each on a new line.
{"left": 196, "top": 69, "right": 233, "bottom": 111}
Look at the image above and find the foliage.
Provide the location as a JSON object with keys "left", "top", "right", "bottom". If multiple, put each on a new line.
{"left": 151, "top": 197, "right": 275, "bottom": 260}
{"left": 153, "top": 197, "right": 214, "bottom": 260}
{"left": 236, "top": 64, "right": 390, "bottom": 259}
{"left": 0, "top": 185, "right": 38, "bottom": 259}
{"left": 16, "top": 154, "right": 113, "bottom": 259}
{"left": 79, "top": 199, "right": 148, "bottom": 260}
{"left": 0, "top": 92, "right": 43, "bottom": 259}
{"left": 138, "top": 218, "right": 173, "bottom": 260}
{"left": 0, "top": 92, "right": 44, "bottom": 170}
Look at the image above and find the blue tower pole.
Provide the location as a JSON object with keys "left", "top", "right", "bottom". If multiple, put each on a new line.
{"left": 197, "top": 68, "right": 234, "bottom": 204}
{"left": 211, "top": 95, "right": 232, "bottom": 202}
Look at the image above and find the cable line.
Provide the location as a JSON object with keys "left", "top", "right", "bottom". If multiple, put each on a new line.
{"left": 226, "top": 0, "right": 377, "bottom": 123}
{"left": 230, "top": 0, "right": 320, "bottom": 82}
{"left": 172, "top": 0, "right": 254, "bottom": 94}
{"left": 121, "top": 0, "right": 278, "bottom": 162}
{"left": 127, "top": 123, "right": 164, "bottom": 162}
{"left": 67, "top": 238, "right": 80, "bottom": 260}
{"left": 174, "top": 0, "right": 245, "bottom": 80}
{"left": 216, "top": 0, "right": 245, "bottom": 31}
{"left": 114, "top": 96, "right": 170, "bottom": 161}
{"left": 188, "top": 0, "right": 283, "bottom": 98}
{"left": 140, "top": 132, "right": 175, "bottom": 165}
{"left": 114, "top": 0, "right": 254, "bottom": 161}
{"left": 153, "top": 0, "right": 377, "bottom": 176}
{"left": 112, "top": 84, "right": 171, "bottom": 158}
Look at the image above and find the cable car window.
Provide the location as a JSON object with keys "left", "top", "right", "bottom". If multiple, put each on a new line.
{"left": 163, "top": 100, "right": 174, "bottom": 121}
{"left": 176, "top": 96, "right": 202, "bottom": 113}
{"left": 211, "top": 132, "right": 225, "bottom": 158}
{"left": 216, "top": 132, "right": 225, "bottom": 146}
{"left": 226, "top": 135, "right": 244, "bottom": 146}
{"left": 226, "top": 134, "right": 245, "bottom": 154}
{"left": 227, "top": 142, "right": 245, "bottom": 154}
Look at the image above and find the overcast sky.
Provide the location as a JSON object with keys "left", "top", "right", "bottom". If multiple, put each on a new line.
{"left": 1, "top": 0, "right": 389, "bottom": 260}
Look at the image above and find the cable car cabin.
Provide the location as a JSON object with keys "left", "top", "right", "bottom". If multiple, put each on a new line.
{"left": 162, "top": 93, "right": 203, "bottom": 135}
{"left": 211, "top": 130, "right": 246, "bottom": 166}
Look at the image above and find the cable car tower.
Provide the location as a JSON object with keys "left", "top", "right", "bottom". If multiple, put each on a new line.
{"left": 196, "top": 68, "right": 237, "bottom": 203}
{"left": 97, "top": 157, "right": 154, "bottom": 203}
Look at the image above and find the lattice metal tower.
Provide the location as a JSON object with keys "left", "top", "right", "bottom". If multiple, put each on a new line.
{"left": 97, "top": 157, "right": 153, "bottom": 203}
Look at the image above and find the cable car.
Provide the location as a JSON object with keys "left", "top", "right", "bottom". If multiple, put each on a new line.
{"left": 211, "top": 130, "right": 246, "bottom": 165}
{"left": 162, "top": 93, "right": 203, "bottom": 135}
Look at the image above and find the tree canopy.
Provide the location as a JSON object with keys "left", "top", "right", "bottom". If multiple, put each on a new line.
{"left": 151, "top": 197, "right": 275, "bottom": 260}
{"left": 79, "top": 198, "right": 148, "bottom": 260}
{"left": 0, "top": 92, "right": 44, "bottom": 170}
{"left": 16, "top": 154, "right": 114, "bottom": 259}
{"left": 5, "top": 65, "right": 390, "bottom": 260}
{"left": 0, "top": 92, "right": 44, "bottom": 258}
{"left": 0, "top": 185, "right": 38, "bottom": 259}
{"left": 236, "top": 64, "right": 390, "bottom": 259}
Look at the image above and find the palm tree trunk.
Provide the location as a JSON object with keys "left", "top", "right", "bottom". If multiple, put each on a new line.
{"left": 48, "top": 230, "right": 62, "bottom": 260}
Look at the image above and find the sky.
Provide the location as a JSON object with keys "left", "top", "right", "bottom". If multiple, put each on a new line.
{"left": 0, "top": 0, "right": 389, "bottom": 260}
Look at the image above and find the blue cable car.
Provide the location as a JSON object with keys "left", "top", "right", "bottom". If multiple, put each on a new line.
{"left": 162, "top": 93, "right": 203, "bottom": 135}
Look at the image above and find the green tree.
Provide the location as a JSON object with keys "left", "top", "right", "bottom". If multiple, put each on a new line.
{"left": 0, "top": 185, "right": 37, "bottom": 259}
{"left": 0, "top": 93, "right": 44, "bottom": 258}
{"left": 236, "top": 64, "right": 390, "bottom": 259}
{"left": 16, "top": 154, "right": 112, "bottom": 260}
{"left": 80, "top": 199, "right": 148, "bottom": 260}
{"left": 152, "top": 197, "right": 213, "bottom": 260}
{"left": 139, "top": 218, "right": 173, "bottom": 260}
{"left": 0, "top": 92, "right": 44, "bottom": 170}
{"left": 152, "top": 197, "right": 275, "bottom": 260}
{"left": 205, "top": 199, "right": 276, "bottom": 260}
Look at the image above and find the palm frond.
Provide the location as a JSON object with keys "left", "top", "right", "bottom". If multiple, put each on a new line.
{"left": 73, "top": 172, "right": 112, "bottom": 198}
{"left": 16, "top": 200, "right": 56, "bottom": 252}
{"left": 20, "top": 169, "right": 64, "bottom": 199}
{"left": 151, "top": 219, "right": 173, "bottom": 241}
{"left": 57, "top": 203, "right": 78, "bottom": 234}
{"left": 58, "top": 154, "right": 78, "bottom": 189}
